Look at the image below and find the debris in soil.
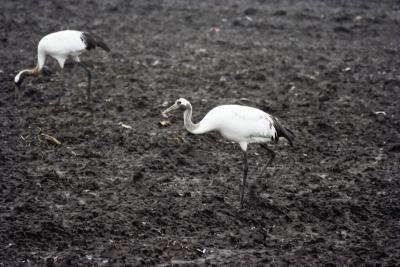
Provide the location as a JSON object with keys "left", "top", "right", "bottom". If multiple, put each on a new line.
{"left": 118, "top": 122, "right": 132, "bottom": 129}
{"left": 159, "top": 120, "right": 171, "bottom": 127}
{"left": 38, "top": 128, "right": 62, "bottom": 146}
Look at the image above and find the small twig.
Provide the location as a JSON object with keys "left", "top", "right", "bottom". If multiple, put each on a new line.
{"left": 40, "top": 133, "right": 62, "bottom": 145}
{"left": 37, "top": 128, "right": 61, "bottom": 146}
{"left": 118, "top": 122, "right": 132, "bottom": 129}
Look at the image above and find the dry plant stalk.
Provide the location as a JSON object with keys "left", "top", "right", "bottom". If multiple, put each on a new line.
{"left": 40, "top": 133, "right": 62, "bottom": 145}
{"left": 38, "top": 128, "right": 62, "bottom": 146}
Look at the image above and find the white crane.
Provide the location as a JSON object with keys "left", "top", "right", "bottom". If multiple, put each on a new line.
{"left": 14, "top": 30, "right": 110, "bottom": 103}
{"left": 162, "top": 98, "right": 294, "bottom": 208}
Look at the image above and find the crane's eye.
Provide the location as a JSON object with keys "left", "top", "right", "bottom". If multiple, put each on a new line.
{"left": 177, "top": 100, "right": 182, "bottom": 105}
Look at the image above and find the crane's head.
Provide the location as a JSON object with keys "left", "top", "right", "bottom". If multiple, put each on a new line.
{"left": 162, "top": 98, "right": 190, "bottom": 117}
{"left": 14, "top": 71, "right": 26, "bottom": 88}
{"left": 14, "top": 66, "right": 52, "bottom": 88}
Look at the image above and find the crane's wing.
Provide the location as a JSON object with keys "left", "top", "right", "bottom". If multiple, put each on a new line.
{"left": 224, "top": 105, "right": 295, "bottom": 146}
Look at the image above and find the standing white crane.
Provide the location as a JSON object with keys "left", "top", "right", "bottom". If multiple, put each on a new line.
{"left": 162, "top": 98, "right": 294, "bottom": 208}
{"left": 14, "top": 30, "right": 110, "bottom": 103}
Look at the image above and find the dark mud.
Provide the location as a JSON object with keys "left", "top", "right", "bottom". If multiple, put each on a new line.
{"left": 1, "top": 0, "right": 400, "bottom": 266}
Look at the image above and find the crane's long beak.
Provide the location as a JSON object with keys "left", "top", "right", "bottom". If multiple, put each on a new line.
{"left": 162, "top": 103, "right": 179, "bottom": 117}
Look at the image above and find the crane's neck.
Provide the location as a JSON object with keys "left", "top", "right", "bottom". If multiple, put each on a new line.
{"left": 16, "top": 48, "right": 46, "bottom": 81}
{"left": 183, "top": 103, "right": 204, "bottom": 134}
{"left": 15, "top": 66, "right": 40, "bottom": 83}
{"left": 37, "top": 47, "right": 46, "bottom": 71}
{"left": 17, "top": 47, "right": 46, "bottom": 79}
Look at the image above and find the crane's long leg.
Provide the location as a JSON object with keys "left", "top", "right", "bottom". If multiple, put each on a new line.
{"left": 56, "top": 68, "right": 65, "bottom": 106}
{"left": 255, "top": 144, "right": 276, "bottom": 181}
{"left": 240, "top": 151, "right": 249, "bottom": 208}
{"left": 249, "top": 144, "right": 275, "bottom": 199}
{"left": 77, "top": 62, "right": 92, "bottom": 103}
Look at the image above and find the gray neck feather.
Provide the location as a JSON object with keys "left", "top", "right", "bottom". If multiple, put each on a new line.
{"left": 183, "top": 103, "right": 200, "bottom": 133}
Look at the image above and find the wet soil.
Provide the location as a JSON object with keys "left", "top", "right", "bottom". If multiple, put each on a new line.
{"left": 1, "top": 0, "right": 400, "bottom": 266}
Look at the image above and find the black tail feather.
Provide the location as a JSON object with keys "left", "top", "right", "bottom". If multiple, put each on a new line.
{"left": 271, "top": 117, "right": 295, "bottom": 147}
{"left": 281, "top": 126, "right": 295, "bottom": 147}
{"left": 81, "top": 32, "right": 111, "bottom": 52}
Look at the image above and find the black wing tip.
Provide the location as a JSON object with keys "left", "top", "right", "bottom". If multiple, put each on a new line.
{"left": 284, "top": 127, "right": 295, "bottom": 147}
{"left": 81, "top": 32, "right": 111, "bottom": 52}
{"left": 271, "top": 117, "right": 295, "bottom": 147}
{"left": 98, "top": 42, "right": 111, "bottom": 53}
{"left": 102, "top": 44, "right": 111, "bottom": 52}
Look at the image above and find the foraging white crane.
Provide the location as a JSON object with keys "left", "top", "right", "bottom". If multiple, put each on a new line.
{"left": 162, "top": 98, "right": 294, "bottom": 208}
{"left": 14, "top": 30, "right": 110, "bottom": 103}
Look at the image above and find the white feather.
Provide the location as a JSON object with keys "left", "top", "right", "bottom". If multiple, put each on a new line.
{"left": 164, "top": 98, "right": 292, "bottom": 152}
{"left": 196, "top": 105, "right": 277, "bottom": 149}
{"left": 38, "top": 30, "right": 86, "bottom": 68}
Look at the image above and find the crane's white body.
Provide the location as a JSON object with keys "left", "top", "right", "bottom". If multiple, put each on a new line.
{"left": 38, "top": 30, "right": 86, "bottom": 69}
{"left": 191, "top": 105, "right": 277, "bottom": 151}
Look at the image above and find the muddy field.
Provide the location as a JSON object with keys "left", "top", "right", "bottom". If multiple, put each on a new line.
{"left": 1, "top": 0, "right": 399, "bottom": 266}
